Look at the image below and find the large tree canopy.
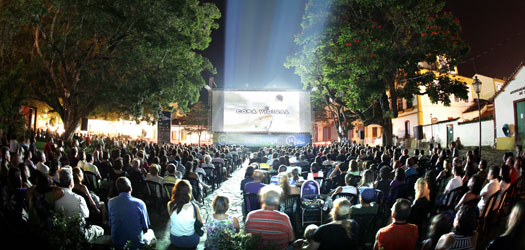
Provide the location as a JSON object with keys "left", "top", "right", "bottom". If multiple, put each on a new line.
{"left": 2, "top": 0, "right": 220, "bottom": 139}
{"left": 287, "top": 0, "right": 469, "bottom": 145}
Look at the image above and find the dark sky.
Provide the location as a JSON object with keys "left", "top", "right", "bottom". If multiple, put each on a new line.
{"left": 200, "top": 0, "right": 525, "bottom": 89}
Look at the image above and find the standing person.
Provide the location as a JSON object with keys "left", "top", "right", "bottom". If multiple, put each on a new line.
{"left": 205, "top": 195, "right": 241, "bottom": 250}
{"left": 374, "top": 198, "right": 419, "bottom": 250}
{"left": 167, "top": 180, "right": 202, "bottom": 249}
{"left": 245, "top": 185, "right": 295, "bottom": 249}
{"left": 108, "top": 177, "right": 153, "bottom": 250}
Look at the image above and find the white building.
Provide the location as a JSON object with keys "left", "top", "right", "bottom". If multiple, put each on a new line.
{"left": 493, "top": 62, "right": 525, "bottom": 150}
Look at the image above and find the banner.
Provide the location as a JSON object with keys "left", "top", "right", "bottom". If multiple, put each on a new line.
{"left": 213, "top": 132, "right": 311, "bottom": 147}
{"left": 157, "top": 111, "right": 171, "bottom": 145}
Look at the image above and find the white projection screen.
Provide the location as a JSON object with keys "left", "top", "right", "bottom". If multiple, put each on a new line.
{"left": 211, "top": 90, "right": 311, "bottom": 133}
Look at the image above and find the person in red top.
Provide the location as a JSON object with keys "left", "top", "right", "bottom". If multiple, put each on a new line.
{"left": 43, "top": 137, "right": 55, "bottom": 161}
{"left": 374, "top": 198, "right": 419, "bottom": 250}
{"left": 245, "top": 185, "right": 294, "bottom": 249}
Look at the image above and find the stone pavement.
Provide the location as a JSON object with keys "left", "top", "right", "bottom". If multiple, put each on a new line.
{"left": 151, "top": 162, "right": 248, "bottom": 250}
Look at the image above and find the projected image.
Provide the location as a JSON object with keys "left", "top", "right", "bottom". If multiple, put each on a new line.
{"left": 223, "top": 91, "right": 300, "bottom": 132}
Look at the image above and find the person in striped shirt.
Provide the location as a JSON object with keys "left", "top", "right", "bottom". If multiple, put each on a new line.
{"left": 245, "top": 185, "right": 295, "bottom": 249}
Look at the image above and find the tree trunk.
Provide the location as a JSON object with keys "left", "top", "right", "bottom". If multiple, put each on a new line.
{"left": 382, "top": 118, "right": 393, "bottom": 147}
{"left": 62, "top": 116, "right": 81, "bottom": 141}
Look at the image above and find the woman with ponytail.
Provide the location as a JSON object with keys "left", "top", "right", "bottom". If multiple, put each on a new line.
{"left": 299, "top": 198, "right": 358, "bottom": 249}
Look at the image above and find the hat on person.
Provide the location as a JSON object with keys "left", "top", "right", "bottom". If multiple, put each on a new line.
{"left": 360, "top": 188, "right": 375, "bottom": 203}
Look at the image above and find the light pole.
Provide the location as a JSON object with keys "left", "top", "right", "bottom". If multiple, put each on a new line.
{"left": 472, "top": 76, "right": 482, "bottom": 160}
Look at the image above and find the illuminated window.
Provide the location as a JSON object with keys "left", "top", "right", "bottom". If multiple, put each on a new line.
{"left": 372, "top": 127, "right": 378, "bottom": 137}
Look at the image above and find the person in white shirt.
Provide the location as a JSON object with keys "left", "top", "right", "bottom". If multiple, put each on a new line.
{"left": 478, "top": 166, "right": 501, "bottom": 213}
{"left": 36, "top": 151, "right": 49, "bottom": 176}
{"left": 55, "top": 167, "right": 104, "bottom": 240}
{"left": 146, "top": 164, "right": 164, "bottom": 185}
{"left": 81, "top": 153, "right": 102, "bottom": 179}
{"left": 444, "top": 165, "right": 464, "bottom": 194}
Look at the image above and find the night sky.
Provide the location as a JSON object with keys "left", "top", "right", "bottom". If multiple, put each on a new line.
{"left": 200, "top": 0, "right": 525, "bottom": 90}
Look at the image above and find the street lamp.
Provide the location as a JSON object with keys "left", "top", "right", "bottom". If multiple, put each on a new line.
{"left": 472, "top": 76, "right": 482, "bottom": 160}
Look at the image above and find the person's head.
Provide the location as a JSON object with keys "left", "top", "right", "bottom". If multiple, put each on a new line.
{"left": 379, "top": 166, "right": 391, "bottom": 181}
{"left": 479, "top": 159, "right": 487, "bottom": 171}
{"left": 349, "top": 160, "right": 358, "bottom": 172}
{"left": 361, "top": 169, "right": 374, "bottom": 186}
{"left": 331, "top": 198, "right": 352, "bottom": 221}
{"left": 414, "top": 178, "right": 430, "bottom": 201}
{"left": 359, "top": 188, "right": 375, "bottom": 204}
{"left": 500, "top": 164, "right": 511, "bottom": 184}
{"left": 37, "top": 150, "right": 46, "bottom": 163}
{"left": 453, "top": 206, "right": 477, "bottom": 236}
{"left": 452, "top": 165, "right": 463, "bottom": 177}
{"left": 310, "top": 162, "right": 320, "bottom": 173}
{"left": 467, "top": 175, "right": 483, "bottom": 195}
{"left": 211, "top": 195, "right": 230, "bottom": 214}
{"left": 303, "top": 224, "right": 319, "bottom": 243}
{"left": 8, "top": 166, "right": 22, "bottom": 189}
{"left": 115, "top": 176, "right": 132, "bottom": 193}
{"left": 427, "top": 214, "right": 452, "bottom": 244}
{"left": 259, "top": 185, "right": 282, "bottom": 209}
{"left": 391, "top": 198, "right": 411, "bottom": 222}
{"left": 167, "top": 163, "right": 176, "bottom": 175}
{"left": 253, "top": 170, "right": 265, "bottom": 182}
{"left": 113, "top": 158, "right": 123, "bottom": 170}
{"left": 131, "top": 159, "right": 141, "bottom": 170}
{"left": 394, "top": 167, "right": 406, "bottom": 182}
{"left": 443, "top": 159, "right": 451, "bottom": 172}
{"left": 406, "top": 157, "right": 415, "bottom": 168}
{"left": 58, "top": 167, "right": 74, "bottom": 189}
{"left": 72, "top": 167, "right": 84, "bottom": 185}
{"left": 278, "top": 165, "right": 287, "bottom": 173}
{"left": 503, "top": 202, "right": 525, "bottom": 244}
{"left": 170, "top": 179, "right": 193, "bottom": 213}
{"left": 149, "top": 164, "right": 160, "bottom": 176}
{"left": 204, "top": 155, "right": 212, "bottom": 164}
{"left": 489, "top": 166, "right": 500, "bottom": 180}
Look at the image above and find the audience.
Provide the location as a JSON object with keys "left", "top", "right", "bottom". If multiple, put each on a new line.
{"left": 2, "top": 136, "right": 525, "bottom": 250}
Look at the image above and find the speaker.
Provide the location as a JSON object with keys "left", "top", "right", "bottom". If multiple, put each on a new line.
{"left": 81, "top": 118, "right": 88, "bottom": 131}
{"left": 413, "top": 125, "right": 423, "bottom": 140}
{"left": 359, "top": 130, "right": 365, "bottom": 140}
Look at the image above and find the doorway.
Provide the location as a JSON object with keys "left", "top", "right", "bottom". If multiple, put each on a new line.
{"left": 516, "top": 100, "right": 525, "bottom": 147}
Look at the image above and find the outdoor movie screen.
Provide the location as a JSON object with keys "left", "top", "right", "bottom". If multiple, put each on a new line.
{"left": 211, "top": 90, "right": 311, "bottom": 133}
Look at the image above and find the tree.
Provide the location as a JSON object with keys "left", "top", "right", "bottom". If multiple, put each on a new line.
{"left": 287, "top": 0, "right": 469, "bottom": 146}
{"left": 4, "top": 0, "right": 220, "bottom": 140}
{"left": 180, "top": 101, "right": 208, "bottom": 145}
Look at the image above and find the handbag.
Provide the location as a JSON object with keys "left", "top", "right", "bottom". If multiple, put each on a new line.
{"left": 192, "top": 203, "right": 204, "bottom": 236}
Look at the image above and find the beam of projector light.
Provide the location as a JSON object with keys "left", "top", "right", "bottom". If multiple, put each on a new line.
{"left": 224, "top": 0, "right": 307, "bottom": 90}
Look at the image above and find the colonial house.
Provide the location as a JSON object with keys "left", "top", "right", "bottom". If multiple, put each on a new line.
{"left": 493, "top": 62, "right": 525, "bottom": 150}
{"left": 391, "top": 72, "right": 503, "bottom": 148}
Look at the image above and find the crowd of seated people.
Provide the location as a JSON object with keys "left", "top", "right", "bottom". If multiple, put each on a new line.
{"left": 237, "top": 142, "right": 525, "bottom": 250}
{"left": 2, "top": 132, "right": 525, "bottom": 250}
{"left": 0, "top": 134, "right": 246, "bottom": 249}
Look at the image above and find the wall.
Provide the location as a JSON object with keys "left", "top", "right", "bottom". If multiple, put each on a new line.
{"left": 494, "top": 67, "right": 525, "bottom": 150}
{"left": 421, "top": 120, "right": 494, "bottom": 148}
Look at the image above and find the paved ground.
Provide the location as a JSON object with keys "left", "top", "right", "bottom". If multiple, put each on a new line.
{"left": 151, "top": 162, "right": 247, "bottom": 249}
